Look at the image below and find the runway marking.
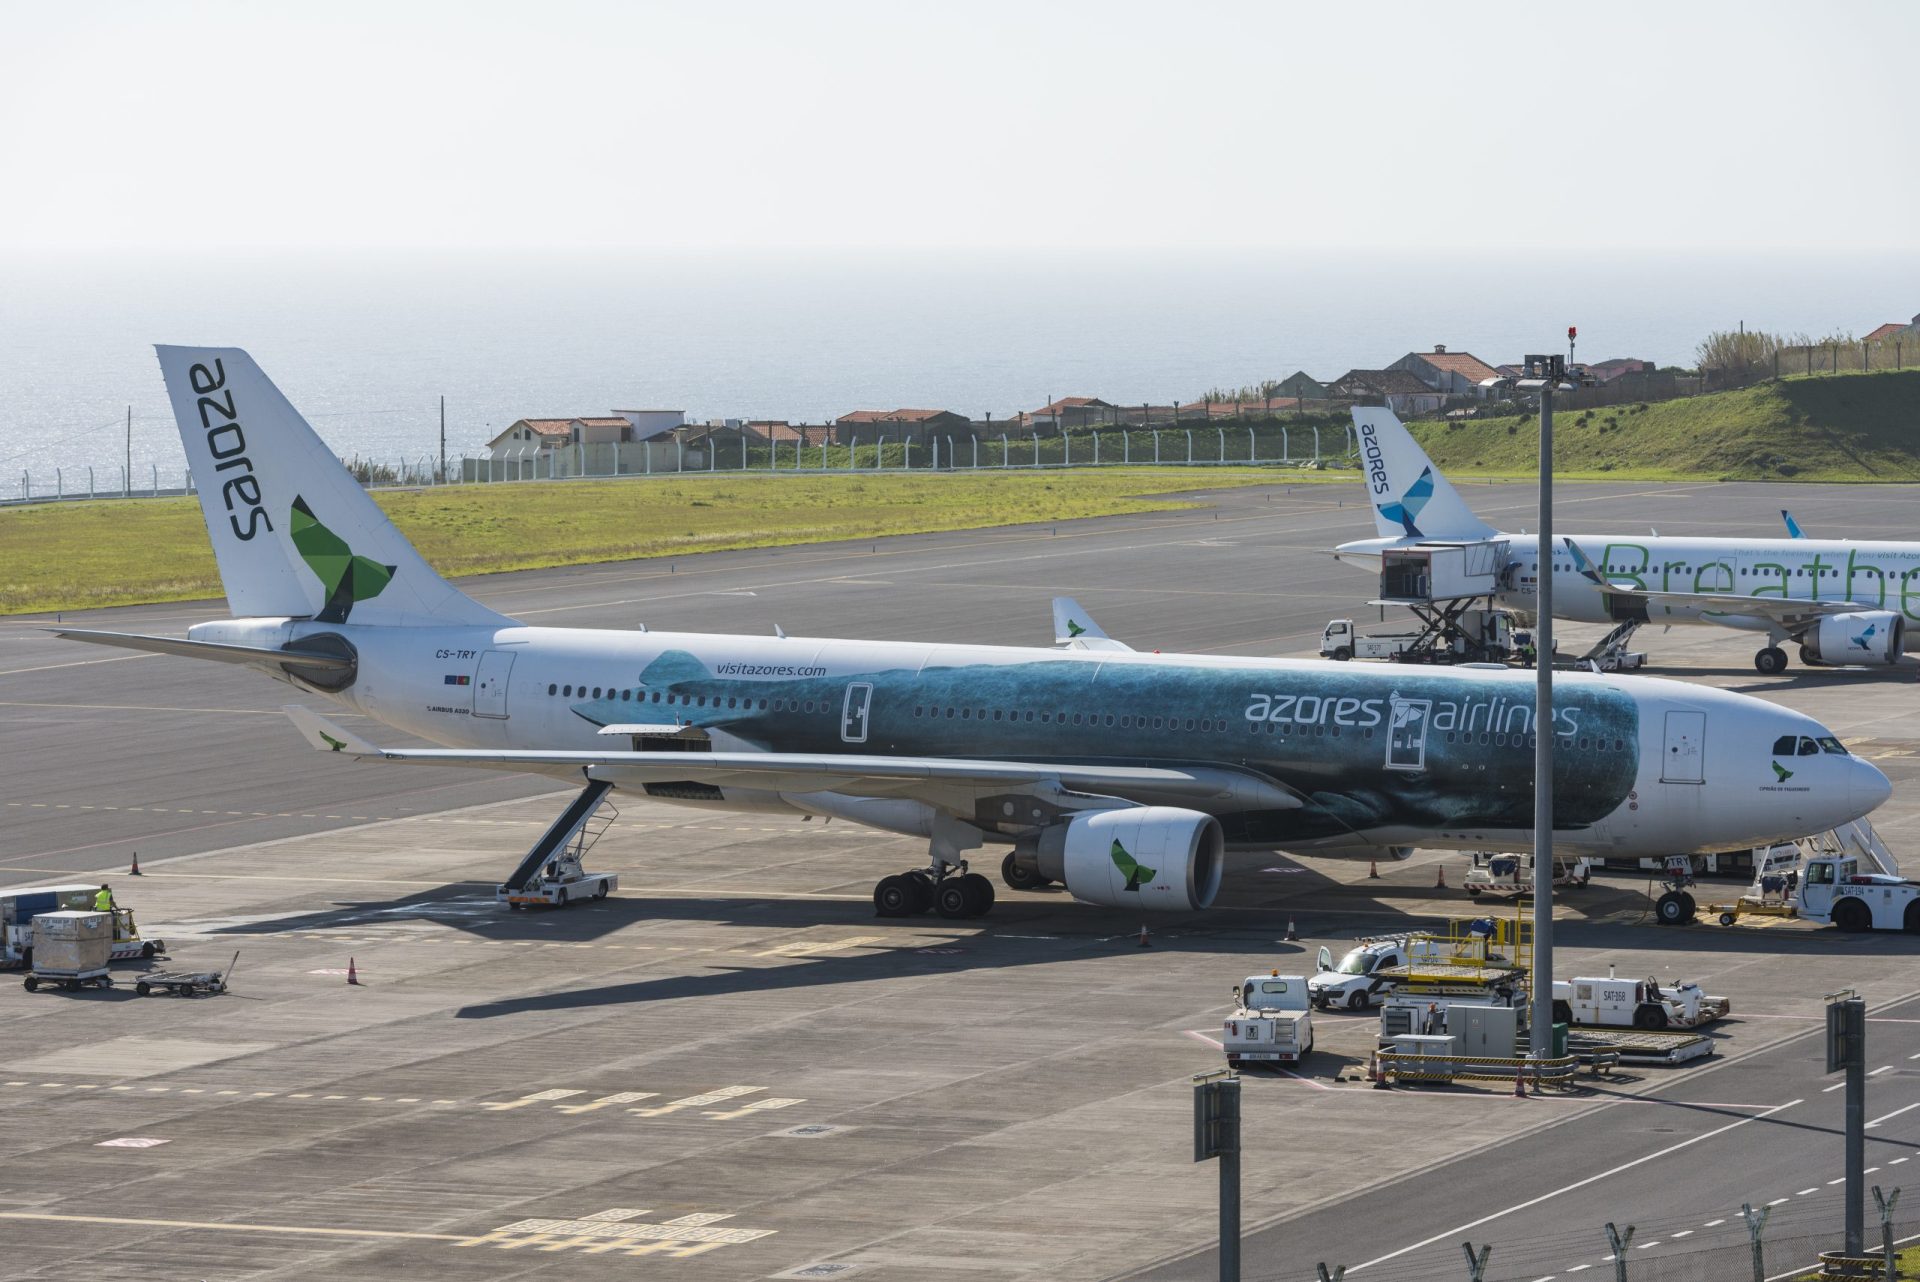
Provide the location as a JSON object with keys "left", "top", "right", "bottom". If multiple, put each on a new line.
{"left": 0, "top": 653, "right": 156, "bottom": 677}
{"left": 1344, "top": 1098, "right": 1804, "bottom": 1273}
{"left": 0, "top": 700, "right": 288, "bottom": 716}
{"left": 0, "top": 1210, "right": 479, "bottom": 1243}
{"left": 754, "top": 935, "right": 885, "bottom": 958}
{"left": 1867, "top": 1102, "right": 1920, "bottom": 1128}
{"left": 459, "top": 1207, "right": 774, "bottom": 1257}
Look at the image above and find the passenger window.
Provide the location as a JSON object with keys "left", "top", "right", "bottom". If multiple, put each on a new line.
{"left": 563, "top": 685, "right": 572, "bottom": 696}
{"left": 1772, "top": 735, "right": 1795, "bottom": 755}
{"left": 622, "top": 689, "right": 631, "bottom": 701}
{"left": 548, "top": 683, "right": 557, "bottom": 695}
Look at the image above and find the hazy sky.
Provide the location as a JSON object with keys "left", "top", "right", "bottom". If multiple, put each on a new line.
{"left": 3, "top": 1, "right": 1914, "bottom": 253}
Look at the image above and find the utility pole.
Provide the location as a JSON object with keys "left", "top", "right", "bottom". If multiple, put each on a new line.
{"left": 439, "top": 396, "right": 446, "bottom": 484}
{"left": 125, "top": 405, "right": 132, "bottom": 498}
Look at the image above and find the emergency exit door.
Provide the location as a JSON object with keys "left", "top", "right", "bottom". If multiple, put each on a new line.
{"left": 472, "top": 651, "right": 515, "bottom": 719}
{"left": 1661, "top": 709, "right": 1705, "bottom": 784}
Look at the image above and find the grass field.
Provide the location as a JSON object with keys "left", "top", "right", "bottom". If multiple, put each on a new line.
{"left": 0, "top": 467, "right": 1314, "bottom": 616}
{"left": 1405, "top": 370, "right": 1920, "bottom": 482}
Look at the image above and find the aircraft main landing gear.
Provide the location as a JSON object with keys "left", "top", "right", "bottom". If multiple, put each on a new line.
{"left": 874, "top": 862, "right": 994, "bottom": 919}
{"left": 1755, "top": 645, "right": 1789, "bottom": 674}
{"left": 999, "top": 851, "right": 1056, "bottom": 893}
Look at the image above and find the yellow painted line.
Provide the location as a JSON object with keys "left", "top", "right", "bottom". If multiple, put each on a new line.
{"left": 0, "top": 1210, "right": 478, "bottom": 1243}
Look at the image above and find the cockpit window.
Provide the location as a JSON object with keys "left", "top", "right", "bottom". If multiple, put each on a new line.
{"left": 1819, "top": 736, "right": 1849, "bottom": 755}
{"left": 1772, "top": 735, "right": 1796, "bottom": 755}
{"left": 1798, "top": 737, "right": 1820, "bottom": 756}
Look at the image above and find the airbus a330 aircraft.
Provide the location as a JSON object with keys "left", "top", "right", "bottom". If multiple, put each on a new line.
{"left": 1337, "top": 407, "right": 1920, "bottom": 674}
{"left": 57, "top": 348, "right": 1890, "bottom": 920}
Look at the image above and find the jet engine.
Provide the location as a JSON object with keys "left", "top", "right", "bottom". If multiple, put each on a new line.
{"left": 1035, "top": 807, "right": 1224, "bottom": 911}
{"left": 1803, "top": 612, "right": 1905, "bottom": 666}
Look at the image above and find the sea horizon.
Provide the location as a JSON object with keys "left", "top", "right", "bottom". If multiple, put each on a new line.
{"left": 3, "top": 246, "right": 1913, "bottom": 483}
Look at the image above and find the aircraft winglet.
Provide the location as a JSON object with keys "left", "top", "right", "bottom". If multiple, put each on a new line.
{"left": 1783, "top": 509, "right": 1806, "bottom": 539}
{"left": 284, "top": 705, "right": 382, "bottom": 757}
{"left": 1563, "top": 538, "right": 1618, "bottom": 590}
{"left": 1052, "top": 597, "right": 1133, "bottom": 651}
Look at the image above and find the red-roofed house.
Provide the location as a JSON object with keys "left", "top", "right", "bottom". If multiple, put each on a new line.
{"left": 833, "top": 408, "right": 971, "bottom": 445}
{"left": 1324, "top": 369, "right": 1446, "bottom": 416}
{"left": 1585, "top": 358, "right": 1655, "bottom": 383}
{"left": 1866, "top": 322, "right": 1915, "bottom": 344}
{"left": 1390, "top": 345, "right": 1501, "bottom": 397}
{"left": 1015, "top": 397, "right": 1115, "bottom": 432}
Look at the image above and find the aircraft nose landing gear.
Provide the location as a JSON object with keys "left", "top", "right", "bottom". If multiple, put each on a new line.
{"left": 1754, "top": 645, "right": 1789, "bottom": 674}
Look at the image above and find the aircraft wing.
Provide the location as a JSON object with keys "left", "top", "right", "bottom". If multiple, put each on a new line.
{"left": 1563, "top": 539, "right": 1859, "bottom": 634}
{"left": 284, "top": 706, "right": 1300, "bottom": 810}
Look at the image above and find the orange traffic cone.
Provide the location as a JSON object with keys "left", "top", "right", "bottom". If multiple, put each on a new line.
{"left": 1284, "top": 918, "right": 1299, "bottom": 942}
{"left": 1137, "top": 925, "right": 1151, "bottom": 948}
{"left": 1369, "top": 858, "right": 1380, "bottom": 880}
{"left": 346, "top": 957, "right": 360, "bottom": 986}
{"left": 129, "top": 852, "right": 141, "bottom": 876}
{"left": 1513, "top": 1061, "right": 1528, "bottom": 1098}
{"left": 1435, "top": 864, "right": 1448, "bottom": 890}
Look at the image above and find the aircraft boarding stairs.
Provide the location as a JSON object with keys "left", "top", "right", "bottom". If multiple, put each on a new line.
{"left": 500, "top": 780, "right": 619, "bottom": 893}
{"left": 1804, "top": 817, "right": 1901, "bottom": 878}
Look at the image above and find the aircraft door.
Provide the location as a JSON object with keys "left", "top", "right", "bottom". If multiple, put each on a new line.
{"left": 1660, "top": 710, "right": 1705, "bottom": 784}
{"left": 472, "top": 651, "right": 515, "bottom": 720}
{"left": 841, "top": 682, "right": 873, "bottom": 744}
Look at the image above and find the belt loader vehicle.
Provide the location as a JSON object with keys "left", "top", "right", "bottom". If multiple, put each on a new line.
{"left": 1223, "top": 973, "right": 1314, "bottom": 1066}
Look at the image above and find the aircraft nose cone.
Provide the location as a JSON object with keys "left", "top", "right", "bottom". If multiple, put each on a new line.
{"left": 1852, "top": 757, "right": 1893, "bottom": 816}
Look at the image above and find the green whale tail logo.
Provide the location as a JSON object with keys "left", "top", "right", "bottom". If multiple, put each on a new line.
{"left": 290, "top": 496, "right": 396, "bottom": 623}
{"left": 1066, "top": 619, "right": 1087, "bottom": 637}
{"left": 1110, "top": 839, "right": 1156, "bottom": 892}
{"left": 1771, "top": 760, "right": 1794, "bottom": 783}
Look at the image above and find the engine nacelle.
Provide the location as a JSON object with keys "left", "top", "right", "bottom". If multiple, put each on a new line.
{"left": 1804, "top": 611, "right": 1905, "bottom": 666}
{"left": 1041, "top": 807, "right": 1225, "bottom": 912}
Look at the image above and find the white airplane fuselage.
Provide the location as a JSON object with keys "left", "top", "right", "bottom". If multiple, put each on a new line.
{"left": 1337, "top": 533, "right": 1920, "bottom": 643}
{"left": 188, "top": 613, "right": 1889, "bottom": 861}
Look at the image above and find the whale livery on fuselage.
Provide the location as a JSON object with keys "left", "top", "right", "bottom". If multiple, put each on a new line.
{"left": 56, "top": 349, "right": 1890, "bottom": 922}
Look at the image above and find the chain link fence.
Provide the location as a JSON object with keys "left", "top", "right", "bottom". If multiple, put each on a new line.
{"left": 1247, "top": 1186, "right": 1920, "bottom": 1282}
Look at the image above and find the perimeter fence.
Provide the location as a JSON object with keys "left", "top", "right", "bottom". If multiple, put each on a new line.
{"left": 1243, "top": 1184, "right": 1920, "bottom": 1282}
{"left": 7, "top": 422, "right": 1361, "bottom": 506}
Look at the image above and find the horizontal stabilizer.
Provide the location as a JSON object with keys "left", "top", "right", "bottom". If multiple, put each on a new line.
{"left": 284, "top": 705, "right": 380, "bottom": 756}
{"left": 55, "top": 629, "right": 354, "bottom": 670}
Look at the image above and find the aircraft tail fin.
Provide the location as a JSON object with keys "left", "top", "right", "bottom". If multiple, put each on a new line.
{"left": 155, "top": 346, "right": 510, "bottom": 628}
{"left": 1350, "top": 407, "right": 1498, "bottom": 542}
{"left": 1783, "top": 509, "right": 1806, "bottom": 539}
{"left": 1052, "top": 597, "right": 1133, "bottom": 651}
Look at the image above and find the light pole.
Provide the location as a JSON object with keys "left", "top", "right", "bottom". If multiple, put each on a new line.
{"left": 1514, "top": 342, "right": 1582, "bottom": 1058}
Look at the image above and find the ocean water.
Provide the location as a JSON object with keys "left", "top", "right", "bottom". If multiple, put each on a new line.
{"left": 2, "top": 248, "right": 1912, "bottom": 484}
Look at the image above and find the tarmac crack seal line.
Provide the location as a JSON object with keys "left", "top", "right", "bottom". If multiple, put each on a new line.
{"left": 1115, "top": 985, "right": 1920, "bottom": 1282}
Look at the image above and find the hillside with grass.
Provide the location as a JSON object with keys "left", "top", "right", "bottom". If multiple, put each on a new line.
{"left": 1405, "top": 370, "right": 1920, "bottom": 482}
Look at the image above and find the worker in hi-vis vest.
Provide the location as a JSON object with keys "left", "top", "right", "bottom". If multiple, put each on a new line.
{"left": 93, "top": 884, "right": 114, "bottom": 913}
